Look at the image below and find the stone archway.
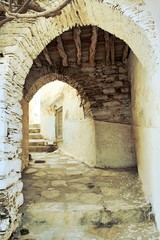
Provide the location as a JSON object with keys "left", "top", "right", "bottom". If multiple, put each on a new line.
{"left": 1, "top": 0, "right": 160, "bottom": 237}
{"left": 23, "top": 25, "right": 135, "bottom": 170}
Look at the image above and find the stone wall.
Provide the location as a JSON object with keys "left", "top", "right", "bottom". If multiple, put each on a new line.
{"left": 80, "top": 63, "right": 130, "bottom": 123}
{"left": 25, "top": 62, "right": 131, "bottom": 124}
{"left": 0, "top": 55, "right": 24, "bottom": 238}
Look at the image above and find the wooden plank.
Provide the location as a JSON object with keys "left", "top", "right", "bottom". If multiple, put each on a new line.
{"left": 104, "top": 32, "right": 111, "bottom": 65}
{"left": 34, "top": 57, "right": 42, "bottom": 68}
{"left": 89, "top": 26, "right": 98, "bottom": 67}
{"left": 110, "top": 35, "right": 115, "bottom": 65}
{"left": 56, "top": 36, "right": 68, "bottom": 66}
{"left": 43, "top": 47, "right": 53, "bottom": 66}
{"left": 122, "top": 43, "right": 129, "bottom": 64}
{"left": 73, "top": 26, "right": 81, "bottom": 65}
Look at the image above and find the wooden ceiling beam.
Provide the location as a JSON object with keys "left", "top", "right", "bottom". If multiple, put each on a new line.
{"left": 122, "top": 43, "right": 129, "bottom": 64}
{"left": 89, "top": 26, "right": 98, "bottom": 67}
{"left": 56, "top": 36, "right": 68, "bottom": 67}
{"left": 34, "top": 57, "right": 42, "bottom": 68}
{"left": 43, "top": 47, "right": 53, "bottom": 66}
{"left": 104, "top": 32, "right": 111, "bottom": 66}
{"left": 110, "top": 35, "right": 115, "bottom": 65}
{"left": 73, "top": 26, "right": 81, "bottom": 65}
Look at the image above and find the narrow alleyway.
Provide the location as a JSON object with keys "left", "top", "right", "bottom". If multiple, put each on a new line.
{"left": 14, "top": 152, "right": 159, "bottom": 240}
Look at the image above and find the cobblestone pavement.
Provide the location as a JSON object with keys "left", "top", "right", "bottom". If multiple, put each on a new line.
{"left": 14, "top": 151, "right": 160, "bottom": 240}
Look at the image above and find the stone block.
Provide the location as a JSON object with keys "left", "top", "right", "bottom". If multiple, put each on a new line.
{"left": 103, "top": 101, "right": 121, "bottom": 107}
{"left": 113, "top": 81, "right": 123, "bottom": 87}
{"left": 0, "top": 119, "right": 7, "bottom": 138}
{"left": 0, "top": 218, "right": 10, "bottom": 232}
{"left": 121, "top": 87, "right": 129, "bottom": 93}
{"left": 103, "top": 88, "right": 115, "bottom": 94}
{"left": 119, "top": 66, "right": 127, "bottom": 74}
{"left": 15, "top": 193, "right": 24, "bottom": 208}
{"left": 119, "top": 74, "right": 128, "bottom": 81}
{"left": 0, "top": 159, "right": 22, "bottom": 177}
{"left": 0, "top": 173, "right": 21, "bottom": 190}
{"left": 9, "top": 180, "right": 23, "bottom": 193}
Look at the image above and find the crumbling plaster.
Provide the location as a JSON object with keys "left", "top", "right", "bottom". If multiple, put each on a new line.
{"left": 0, "top": 0, "right": 160, "bottom": 237}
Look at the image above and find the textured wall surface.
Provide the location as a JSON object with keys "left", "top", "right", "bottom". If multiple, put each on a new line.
{"left": 95, "top": 121, "right": 136, "bottom": 168}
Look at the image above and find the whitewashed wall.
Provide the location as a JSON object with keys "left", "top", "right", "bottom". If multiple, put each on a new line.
{"left": 129, "top": 52, "right": 160, "bottom": 229}
{"left": 95, "top": 121, "right": 136, "bottom": 168}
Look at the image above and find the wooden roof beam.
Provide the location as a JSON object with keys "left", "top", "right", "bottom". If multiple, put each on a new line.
{"left": 34, "top": 57, "right": 42, "bottom": 68}
{"left": 43, "top": 47, "right": 53, "bottom": 66}
{"left": 73, "top": 26, "right": 81, "bottom": 65}
{"left": 104, "top": 32, "right": 111, "bottom": 66}
{"left": 122, "top": 43, "right": 129, "bottom": 64}
{"left": 110, "top": 35, "right": 115, "bottom": 65}
{"left": 89, "top": 26, "right": 98, "bottom": 67}
{"left": 56, "top": 36, "right": 68, "bottom": 67}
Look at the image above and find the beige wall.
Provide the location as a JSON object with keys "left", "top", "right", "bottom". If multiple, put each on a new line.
{"left": 29, "top": 90, "right": 41, "bottom": 125}
{"left": 59, "top": 84, "right": 96, "bottom": 167}
{"left": 129, "top": 52, "right": 160, "bottom": 230}
{"left": 95, "top": 121, "right": 136, "bottom": 168}
{"left": 40, "top": 81, "right": 64, "bottom": 140}
{"left": 145, "top": 0, "right": 160, "bottom": 44}
{"left": 61, "top": 119, "right": 96, "bottom": 167}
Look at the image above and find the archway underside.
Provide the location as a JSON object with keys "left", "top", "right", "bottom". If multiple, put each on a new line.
{"left": 24, "top": 26, "right": 131, "bottom": 124}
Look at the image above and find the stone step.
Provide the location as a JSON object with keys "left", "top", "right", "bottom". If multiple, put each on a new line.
{"left": 29, "top": 133, "right": 43, "bottom": 139}
{"left": 29, "top": 124, "right": 40, "bottom": 129}
{"left": 21, "top": 201, "right": 152, "bottom": 228}
{"left": 29, "top": 139, "right": 48, "bottom": 146}
{"left": 29, "top": 128, "right": 40, "bottom": 134}
{"left": 16, "top": 221, "right": 159, "bottom": 240}
{"left": 29, "top": 145, "right": 56, "bottom": 152}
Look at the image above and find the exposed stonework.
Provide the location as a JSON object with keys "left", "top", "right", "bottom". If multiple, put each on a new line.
{"left": 0, "top": 0, "right": 159, "bottom": 238}
{"left": 24, "top": 63, "right": 131, "bottom": 124}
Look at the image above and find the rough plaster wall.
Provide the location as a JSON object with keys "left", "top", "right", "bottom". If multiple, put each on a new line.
{"left": 29, "top": 90, "right": 41, "bottom": 125}
{"left": 0, "top": 0, "right": 159, "bottom": 237}
{"left": 61, "top": 119, "right": 97, "bottom": 167}
{"left": 40, "top": 82, "right": 65, "bottom": 140}
{"left": 144, "top": 0, "right": 160, "bottom": 45}
{"left": 95, "top": 121, "right": 136, "bottom": 168}
{"left": 128, "top": 52, "right": 160, "bottom": 232}
{"left": 40, "top": 107, "right": 55, "bottom": 140}
{"left": 59, "top": 84, "right": 96, "bottom": 167}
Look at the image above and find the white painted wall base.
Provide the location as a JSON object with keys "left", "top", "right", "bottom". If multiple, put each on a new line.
{"left": 95, "top": 121, "right": 136, "bottom": 168}
{"left": 59, "top": 119, "right": 96, "bottom": 167}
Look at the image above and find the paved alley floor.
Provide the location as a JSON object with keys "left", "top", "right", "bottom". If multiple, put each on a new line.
{"left": 15, "top": 151, "right": 160, "bottom": 240}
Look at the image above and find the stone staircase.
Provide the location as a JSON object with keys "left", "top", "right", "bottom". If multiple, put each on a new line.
{"left": 29, "top": 124, "right": 57, "bottom": 153}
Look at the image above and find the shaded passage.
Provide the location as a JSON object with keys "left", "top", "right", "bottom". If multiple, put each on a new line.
{"left": 15, "top": 152, "right": 159, "bottom": 240}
